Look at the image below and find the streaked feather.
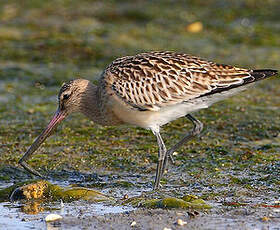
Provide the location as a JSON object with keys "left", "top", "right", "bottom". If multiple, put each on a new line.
{"left": 101, "top": 51, "right": 277, "bottom": 112}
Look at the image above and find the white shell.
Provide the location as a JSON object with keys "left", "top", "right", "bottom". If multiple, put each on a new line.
{"left": 177, "top": 218, "right": 187, "bottom": 226}
{"left": 130, "top": 221, "right": 137, "bottom": 227}
{"left": 45, "top": 214, "right": 63, "bottom": 222}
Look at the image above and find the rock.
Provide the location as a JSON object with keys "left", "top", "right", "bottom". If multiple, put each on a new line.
{"left": 262, "top": 216, "right": 270, "bottom": 222}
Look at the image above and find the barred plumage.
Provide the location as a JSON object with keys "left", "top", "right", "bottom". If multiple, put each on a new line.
{"left": 102, "top": 51, "right": 273, "bottom": 112}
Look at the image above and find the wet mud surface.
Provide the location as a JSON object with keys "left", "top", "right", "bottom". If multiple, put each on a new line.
{"left": 1, "top": 168, "right": 280, "bottom": 229}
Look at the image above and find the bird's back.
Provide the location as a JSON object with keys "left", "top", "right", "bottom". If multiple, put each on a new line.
{"left": 100, "top": 51, "right": 277, "bottom": 114}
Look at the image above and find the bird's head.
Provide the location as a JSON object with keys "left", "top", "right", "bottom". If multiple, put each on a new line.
{"left": 19, "top": 79, "right": 91, "bottom": 175}
{"left": 45, "top": 79, "right": 91, "bottom": 131}
{"left": 58, "top": 79, "right": 89, "bottom": 115}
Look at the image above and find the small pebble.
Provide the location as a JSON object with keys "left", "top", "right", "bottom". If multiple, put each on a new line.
{"left": 185, "top": 21, "right": 203, "bottom": 33}
{"left": 131, "top": 221, "right": 137, "bottom": 227}
{"left": 177, "top": 218, "right": 187, "bottom": 226}
{"left": 45, "top": 214, "right": 63, "bottom": 222}
{"left": 262, "top": 216, "right": 270, "bottom": 222}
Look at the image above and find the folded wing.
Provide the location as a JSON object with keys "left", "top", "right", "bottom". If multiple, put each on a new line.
{"left": 102, "top": 51, "right": 277, "bottom": 111}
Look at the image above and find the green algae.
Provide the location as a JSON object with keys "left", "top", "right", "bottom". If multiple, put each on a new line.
{"left": 0, "top": 180, "right": 112, "bottom": 203}
{"left": 161, "top": 197, "right": 211, "bottom": 209}
{"left": 46, "top": 184, "right": 112, "bottom": 202}
{"left": 122, "top": 195, "right": 211, "bottom": 210}
{"left": 1, "top": 181, "right": 211, "bottom": 212}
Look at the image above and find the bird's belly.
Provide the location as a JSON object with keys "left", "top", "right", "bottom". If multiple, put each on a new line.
{"left": 111, "top": 99, "right": 205, "bottom": 131}
{"left": 111, "top": 103, "right": 162, "bottom": 129}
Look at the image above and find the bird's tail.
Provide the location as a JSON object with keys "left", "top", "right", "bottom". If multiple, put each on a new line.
{"left": 199, "top": 69, "right": 278, "bottom": 98}
{"left": 251, "top": 69, "right": 278, "bottom": 81}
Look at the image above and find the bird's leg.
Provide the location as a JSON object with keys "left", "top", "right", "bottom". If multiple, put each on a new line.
{"left": 161, "top": 114, "right": 203, "bottom": 176}
{"left": 152, "top": 131, "right": 167, "bottom": 190}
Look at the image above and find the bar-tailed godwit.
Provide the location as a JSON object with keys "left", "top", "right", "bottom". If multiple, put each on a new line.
{"left": 19, "top": 51, "right": 278, "bottom": 189}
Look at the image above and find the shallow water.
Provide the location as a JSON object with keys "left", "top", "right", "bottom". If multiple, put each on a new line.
{"left": 1, "top": 202, "right": 43, "bottom": 230}
{"left": 0, "top": 182, "right": 135, "bottom": 230}
{"left": 0, "top": 202, "right": 135, "bottom": 230}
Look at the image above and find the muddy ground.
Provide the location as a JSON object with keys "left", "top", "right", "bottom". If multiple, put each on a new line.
{"left": 0, "top": 0, "right": 280, "bottom": 229}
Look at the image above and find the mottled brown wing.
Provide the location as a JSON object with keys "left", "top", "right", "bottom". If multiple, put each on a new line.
{"left": 102, "top": 51, "right": 252, "bottom": 111}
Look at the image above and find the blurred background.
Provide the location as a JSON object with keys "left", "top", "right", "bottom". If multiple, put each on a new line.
{"left": 0, "top": 0, "right": 280, "bottom": 185}
{"left": 1, "top": 0, "right": 279, "bottom": 84}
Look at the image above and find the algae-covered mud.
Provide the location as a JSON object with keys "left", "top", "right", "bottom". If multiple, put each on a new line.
{"left": 1, "top": 0, "right": 280, "bottom": 229}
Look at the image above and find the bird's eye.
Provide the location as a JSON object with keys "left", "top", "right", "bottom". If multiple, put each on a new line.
{"left": 63, "top": 94, "right": 70, "bottom": 100}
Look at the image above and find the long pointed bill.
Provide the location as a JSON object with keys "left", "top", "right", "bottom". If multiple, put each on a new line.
{"left": 19, "top": 108, "right": 67, "bottom": 177}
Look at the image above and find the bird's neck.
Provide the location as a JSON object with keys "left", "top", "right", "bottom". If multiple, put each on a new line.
{"left": 79, "top": 83, "right": 103, "bottom": 124}
{"left": 79, "top": 81, "right": 124, "bottom": 126}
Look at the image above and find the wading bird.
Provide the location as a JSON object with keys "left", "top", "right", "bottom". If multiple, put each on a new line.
{"left": 19, "top": 51, "right": 278, "bottom": 189}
